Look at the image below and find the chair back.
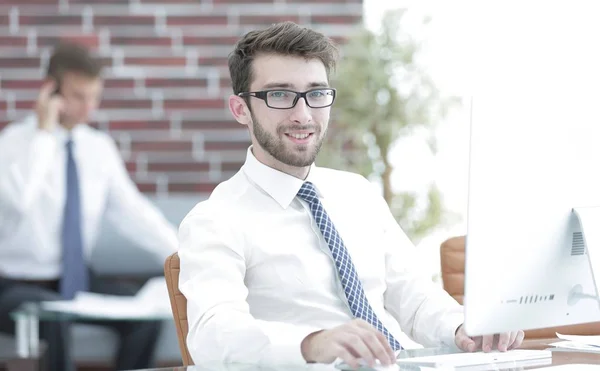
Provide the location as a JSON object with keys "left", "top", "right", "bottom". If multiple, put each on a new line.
{"left": 164, "top": 252, "right": 194, "bottom": 366}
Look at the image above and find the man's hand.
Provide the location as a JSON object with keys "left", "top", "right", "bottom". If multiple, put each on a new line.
{"left": 455, "top": 325, "right": 525, "bottom": 352}
{"left": 36, "top": 80, "right": 64, "bottom": 132}
{"left": 301, "top": 319, "right": 396, "bottom": 368}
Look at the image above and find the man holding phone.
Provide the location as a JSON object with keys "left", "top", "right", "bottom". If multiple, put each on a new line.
{"left": 0, "top": 42, "right": 177, "bottom": 370}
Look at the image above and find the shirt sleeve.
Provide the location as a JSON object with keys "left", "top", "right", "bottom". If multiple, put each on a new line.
{"left": 365, "top": 180, "right": 464, "bottom": 349}
{"left": 0, "top": 119, "right": 58, "bottom": 237}
{"left": 103, "top": 136, "right": 178, "bottom": 262}
{"left": 178, "top": 206, "right": 322, "bottom": 365}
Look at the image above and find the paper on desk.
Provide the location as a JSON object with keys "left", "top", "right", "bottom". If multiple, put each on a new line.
{"left": 41, "top": 276, "right": 172, "bottom": 319}
{"left": 549, "top": 340, "right": 600, "bottom": 353}
{"left": 555, "top": 332, "right": 600, "bottom": 347}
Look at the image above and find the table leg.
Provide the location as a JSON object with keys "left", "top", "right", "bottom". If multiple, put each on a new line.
{"left": 15, "top": 312, "right": 40, "bottom": 358}
{"left": 15, "top": 314, "right": 29, "bottom": 358}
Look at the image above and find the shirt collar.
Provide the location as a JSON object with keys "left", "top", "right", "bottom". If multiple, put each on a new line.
{"left": 242, "top": 146, "right": 324, "bottom": 209}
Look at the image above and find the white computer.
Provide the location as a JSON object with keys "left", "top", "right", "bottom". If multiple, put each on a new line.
{"left": 462, "top": 14, "right": 600, "bottom": 336}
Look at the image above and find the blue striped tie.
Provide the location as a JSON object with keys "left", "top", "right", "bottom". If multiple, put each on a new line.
{"left": 59, "top": 138, "right": 89, "bottom": 300}
{"left": 297, "top": 181, "right": 402, "bottom": 350}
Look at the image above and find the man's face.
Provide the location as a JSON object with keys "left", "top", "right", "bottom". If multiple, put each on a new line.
{"left": 244, "top": 54, "right": 332, "bottom": 169}
{"left": 58, "top": 72, "right": 103, "bottom": 127}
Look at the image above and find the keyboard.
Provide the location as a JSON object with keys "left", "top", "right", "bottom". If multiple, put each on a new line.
{"left": 395, "top": 349, "right": 552, "bottom": 368}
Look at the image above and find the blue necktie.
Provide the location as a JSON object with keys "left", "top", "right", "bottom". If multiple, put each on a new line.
{"left": 297, "top": 182, "right": 402, "bottom": 350}
{"left": 59, "top": 138, "right": 89, "bottom": 300}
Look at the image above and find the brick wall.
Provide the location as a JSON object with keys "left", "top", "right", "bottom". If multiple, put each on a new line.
{"left": 0, "top": 0, "right": 363, "bottom": 197}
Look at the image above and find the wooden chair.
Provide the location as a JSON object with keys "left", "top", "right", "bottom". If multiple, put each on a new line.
{"left": 164, "top": 252, "right": 194, "bottom": 366}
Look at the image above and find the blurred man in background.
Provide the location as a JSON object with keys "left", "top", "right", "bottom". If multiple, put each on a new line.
{"left": 0, "top": 42, "right": 178, "bottom": 371}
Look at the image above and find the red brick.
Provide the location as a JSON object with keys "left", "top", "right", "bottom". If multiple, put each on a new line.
{"left": 0, "top": 36, "right": 28, "bottom": 48}
{"left": 63, "top": 34, "right": 101, "bottom": 49}
{"left": 220, "top": 77, "right": 232, "bottom": 89}
{"left": 163, "top": 98, "right": 225, "bottom": 110}
{"left": 136, "top": 181, "right": 157, "bottom": 193}
{"left": 101, "top": 99, "right": 153, "bottom": 109}
{"left": 0, "top": 15, "right": 9, "bottom": 27}
{"left": 287, "top": 0, "right": 351, "bottom": 2}
{"left": 94, "top": 15, "right": 156, "bottom": 27}
{"left": 109, "top": 120, "right": 170, "bottom": 131}
{"left": 70, "top": 0, "right": 125, "bottom": 3}
{"left": 19, "top": 15, "right": 82, "bottom": 26}
{"left": 239, "top": 15, "right": 300, "bottom": 26}
{"left": 0, "top": 100, "right": 7, "bottom": 111}
{"left": 140, "top": 0, "right": 198, "bottom": 2}
{"left": 6, "top": 0, "right": 60, "bottom": 3}
{"left": 1, "top": 80, "right": 43, "bottom": 90}
{"left": 222, "top": 161, "right": 244, "bottom": 172}
{"left": 15, "top": 101, "right": 35, "bottom": 110}
{"left": 182, "top": 36, "right": 239, "bottom": 46}
{"left": 110, "top": 36, "right": 172, "bottom": 47}
{"left": 204, "top": 141, "right": 250, "bottom": 151}
{"left": 168, "top": 182, "right": 218, "bottom": 193}
{"left": 132, "top": 140, "right": 193, "bottom": 152}
{"left": 310, "top": 15, "right": 362, "bottom": 25}
{"left": 145, "top": 78, "right": 207, "bottom": 88}
{"left": 70, "top": 0, "right": 124, "bottom": 3}
{"left": 197, "top": 57, "right": 228, "bottom": 67}
{"left": 104, "top": 78, "right": 135, "bottom": 89}
{"left": 38, "top": 34, "right": 100, "bottom": 49}
{"left": 212, "top": 0, "right": 274, "bottom": 3}
{"left": 166, "top": 15, "right": 227, "bottom": 26}
{"left": 0, "top": 57, "right": 41, "bottom": 68}
{"left": 0, "top": 120, "right": 10, "bottom": 131}
{"left": 181, "top": 120, "right": 240, "bottom": 130}
{"left": 124, "top": 57, "right": 187, "bottom": 66}
{"left": 125, "top": 161, "right": 136, "bottom": 172}
{"left": 147, "top": 161, "right": 209, "bottom": 172}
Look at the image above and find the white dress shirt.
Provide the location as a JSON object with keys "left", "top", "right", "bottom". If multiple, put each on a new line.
{"left": 0, "top": 115, "right": 178, "bottom": 280}
{"left": 178, "top": 147, "right": 464, "bottom": 365}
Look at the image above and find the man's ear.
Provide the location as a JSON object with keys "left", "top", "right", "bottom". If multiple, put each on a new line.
{"left": 229, "top": 95, "right": 251, "bottom": 126}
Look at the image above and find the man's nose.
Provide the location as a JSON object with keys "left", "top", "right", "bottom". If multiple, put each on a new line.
{"left": 289, "top": 97, "right": 312, "bottom": 124}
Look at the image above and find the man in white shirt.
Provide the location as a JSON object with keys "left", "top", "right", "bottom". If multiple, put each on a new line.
{"left": 0, "top": 42, "right": 177, "bottom": 371}
{"left": 178, "top": 22, "right": 524, "bottom": 368}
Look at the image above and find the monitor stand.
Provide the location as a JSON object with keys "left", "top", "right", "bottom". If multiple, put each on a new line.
{"left": 571, "top": 207, "right": 600, "bottom": 308}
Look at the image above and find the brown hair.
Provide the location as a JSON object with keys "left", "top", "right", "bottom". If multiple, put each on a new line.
{"left": 228, "top": 21, "right": 339, "bottom": 95}
{"left": 46, "top": 41, "right": 103, "bottom": 83}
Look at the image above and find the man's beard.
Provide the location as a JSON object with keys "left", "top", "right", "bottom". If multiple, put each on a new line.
{"left": 250, "top": 111, "right": 325, "bottom": 168}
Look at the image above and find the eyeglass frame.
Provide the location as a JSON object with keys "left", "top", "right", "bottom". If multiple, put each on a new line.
{"left": 237, "top": 88, "right": 337, "bottom": 109}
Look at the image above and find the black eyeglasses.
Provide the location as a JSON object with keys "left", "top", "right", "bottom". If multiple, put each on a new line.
{"left": 238, "top": 88, "right": 336, "bottom": 109}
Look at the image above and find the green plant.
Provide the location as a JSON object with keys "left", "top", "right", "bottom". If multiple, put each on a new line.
{"left": 318, "top": 8, "right": 461, "bottom": 243}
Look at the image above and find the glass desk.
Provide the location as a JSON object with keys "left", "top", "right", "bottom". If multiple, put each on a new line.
{"left": 9, "top": 301, "right": 171, "bottom": 359}
{"left": 127, "top": 339, "right": 600, "bottom": 371}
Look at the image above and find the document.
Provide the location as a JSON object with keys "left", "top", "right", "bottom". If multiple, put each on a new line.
{"left": 40, "top": 276, "right": 172, "bottom": 319}
{"left": 549, "top": 332, "right": 600, "bottom": 353}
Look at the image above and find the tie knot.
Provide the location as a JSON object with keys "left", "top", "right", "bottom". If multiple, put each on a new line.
{"left": 297, "top": 182, "right": 319, "bottom": 204}
{"left": 66, "top": 139, "right": 74, "bottom": 150}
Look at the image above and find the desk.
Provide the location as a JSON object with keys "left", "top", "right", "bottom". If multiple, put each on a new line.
{"left": 126, "top": 339, "right": 600, "bottom": 371}
{"left": 9, "top": 302, "right": 169, "bottom": 359}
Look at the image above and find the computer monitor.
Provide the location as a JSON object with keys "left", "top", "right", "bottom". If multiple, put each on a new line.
{"left": 462, "top": 37, "right": 600, "bottom": 336}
